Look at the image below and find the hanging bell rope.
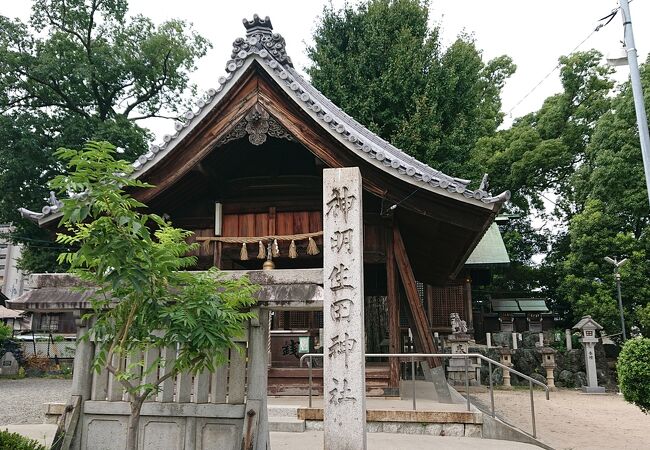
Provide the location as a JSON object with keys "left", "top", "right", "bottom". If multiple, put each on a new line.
{"left": 288, "top": 240, "right": 297, "bottom": 259}
{"left": 306, "top": 237, "right": 320, "bottom": 255}
{"left": 257, "top": 241, "right": 266, "bottom": 259}
{"left": 240, "top": 242, "right": 249, "bottom": 260}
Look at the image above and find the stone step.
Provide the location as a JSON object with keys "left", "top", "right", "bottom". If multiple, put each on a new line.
{"left": 269, "top": 417, "right": 306, "bottom": 433}
{"left": 268, "top": 405, "right": 299, "bottom": 418}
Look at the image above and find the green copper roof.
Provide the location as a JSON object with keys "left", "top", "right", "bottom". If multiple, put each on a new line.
{"left": 491, "top": 298, "right": 549, "bottom": 313}
{"left": 465, "top": 223, "right": 510, "bottom": 266}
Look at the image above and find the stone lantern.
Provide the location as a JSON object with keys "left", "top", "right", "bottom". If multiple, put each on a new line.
{"left": 538, "top": 347, "right": 557, "bottom": 390}
{"left": 573, "top": 315, "right": 605, "bottom": 393}
{"left": 498, "top": 347, "right": 513, "bottom": 389}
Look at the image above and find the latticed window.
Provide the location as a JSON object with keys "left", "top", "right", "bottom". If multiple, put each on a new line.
{"left": 430, "top": 283, "right": 466, "bottom": 328}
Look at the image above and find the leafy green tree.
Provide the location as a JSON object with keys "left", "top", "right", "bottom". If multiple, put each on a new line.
{"left": 307, "top": 0, "right": 515, "bottom": 177}
{"left": 0, "top": 0, "right": 210, "bottom": 272}
{"left": 51, "top": 141, "right": 257, "bottom": 450}
{"left": 554, "top": 55, "right": 650, "bottom": 334}
{"left": 472, "top": 50, "right": 614, "bottom": 215}
{"left": 617, "top": 337, "right": 650, "bottom": 414}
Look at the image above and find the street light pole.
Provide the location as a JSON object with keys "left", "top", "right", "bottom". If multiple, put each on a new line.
{"left": 618, "top": 0, "right": 650, "bottom": 207}
{"left": 614, "top": 273, "right": 626, "bottom": 341}
{"left": 604, "top": 257, "right": 628, "bottom": 341}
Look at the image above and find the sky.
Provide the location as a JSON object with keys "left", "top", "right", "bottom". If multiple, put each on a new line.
{"left": 2, "top": 0, "right": 648, "bottom": 137}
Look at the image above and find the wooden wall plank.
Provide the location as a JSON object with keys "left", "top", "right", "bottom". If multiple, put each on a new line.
{"left": 90, "top": 345, "right": 109, "bottom": 401}
{"left": 294, "top": 211, "right": 309, "bottom": 234}
{"left": 240, "top": 213, "right": 255, "bottom": 236}
{"left": 159, "top": 346, "right": 177, "bottom": 402}
{"left": 124, "top": 350, "right": 143, "bottom": 401}
{"left": 308, "top": 211, "right": 321, "bottom": 232}
{"left": 107, "top": 354, "right": 123, "bottom": 401}
{"left": 211, "top": 363, "right": 228, "bottom": 404}
{"left": 175, "top": 371, "right": 193, "bottom": 403}
{"left": 268, "top": 207, "right": 276, "bottom": 235}
{"left": 143, "top": 348, "right": 159, "bottom": 402}
{"left": 254, "top": 213, "right": 269, "bottom": 237}
{"left": 194, "top": 370, "right": 210, "bottom": 404}
{"left": 222, "top": 214, "right": 239, "bottom": 237}
{"left": 276, "top": 212, "right": 294, "bottom": 235}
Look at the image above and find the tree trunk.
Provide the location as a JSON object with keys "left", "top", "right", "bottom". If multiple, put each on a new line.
{"left": 126, "top": 396, "right": 146, "bottom": 450}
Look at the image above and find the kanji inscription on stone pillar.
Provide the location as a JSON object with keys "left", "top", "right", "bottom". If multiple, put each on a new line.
{"left": 323, "top": 167, "right": 367, "bottom": 450}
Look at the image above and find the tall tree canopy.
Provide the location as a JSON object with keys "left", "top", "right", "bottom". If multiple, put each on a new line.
{"left": 555, "top": 56, "right": 650, "bottom": 334}
{"left": 307, "top": 0, "right": 515, "bottom": 178}
{"left": 308, "top": 0, "right": 650, "bottom": 336}
{"left": 0, "top": 0, "right": 210, "bottom": 272}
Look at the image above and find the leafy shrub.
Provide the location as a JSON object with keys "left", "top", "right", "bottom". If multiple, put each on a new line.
{"left": 617, "top": 337, "right": 650, "bottom": 414}
{"left": 0, "top": 324, "right": 12, "bottom": 342}
{"left": 0, "top": 429, "right": 46, "bottom": 450}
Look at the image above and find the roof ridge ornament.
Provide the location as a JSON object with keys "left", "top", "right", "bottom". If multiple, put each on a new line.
{"left": 228, "top": 15, "right": 293, "bottom": 71}
{"left": 242, "top": 14, "right": 273, "bottom": 36}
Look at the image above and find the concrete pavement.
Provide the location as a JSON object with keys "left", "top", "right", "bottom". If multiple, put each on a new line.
{"left": 270, "top": 431, "right": 542, "bottom": 449}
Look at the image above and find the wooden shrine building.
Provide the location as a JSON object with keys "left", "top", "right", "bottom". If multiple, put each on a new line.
{"left": 16, "top": 15, "right": 509, "bottom": 395}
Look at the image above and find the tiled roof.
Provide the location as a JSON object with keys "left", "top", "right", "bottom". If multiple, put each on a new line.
{"left": 19, "top": 14, "right": 509, "bottom": 225}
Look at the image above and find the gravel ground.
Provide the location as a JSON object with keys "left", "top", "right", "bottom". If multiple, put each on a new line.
{"left": 0, "top": 378, "right": 72, "bottom": 426}
{"left": 472, "top": 388, "right": 650, "bottom": 450}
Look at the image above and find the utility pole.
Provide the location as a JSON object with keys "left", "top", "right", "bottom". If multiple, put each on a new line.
{"left": 619, "top": 0, "right": 650, "bottom": 207}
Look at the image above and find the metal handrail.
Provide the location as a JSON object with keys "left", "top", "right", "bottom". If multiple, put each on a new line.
{"left": 298, "top": 352, "right": 550, "bottom": 438}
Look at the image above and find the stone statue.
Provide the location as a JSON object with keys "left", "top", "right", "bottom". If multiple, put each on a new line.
{"left": 450, "top": 313, "right": 467, "bottom": 334}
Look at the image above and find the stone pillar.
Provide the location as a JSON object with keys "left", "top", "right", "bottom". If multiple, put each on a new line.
{"left": 70, "top": 310, "right": 94, "bottom": 450}
{"left": 323, "top": 167, "right": 367, "bottom": 450}
{"left": 486, "top": 333, "right": 492, "bottom": 348}
{"left": 247, "top": 309, "right": 270, "bottom": 450}
{"left": 511, "top": 332, "right": 518, "bottom": 350}
{"left": 565, "top": 329, "right": 573, "bottom": 351}
{"left": 539, "top": 347, "right": 556, "bottom": 390}
{"left": 499, "top": 348, "right": 513, "bottom": 389}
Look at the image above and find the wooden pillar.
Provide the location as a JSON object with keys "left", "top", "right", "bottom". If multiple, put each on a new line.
{"left": 213, "top": 241, "right": 222, "bottom": 269}
{"left": 385, "top": 223, "right": 400, "bottom": 391}
{"left": 465, "top": 278, "right": 474, "bottom": 333}
{"left": 392, "top": 225, "right": 440, "bottom": 367}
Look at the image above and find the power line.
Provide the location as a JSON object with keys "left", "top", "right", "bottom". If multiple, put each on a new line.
{"left": 506, "top": 7, "right": 619, "bottom": 118}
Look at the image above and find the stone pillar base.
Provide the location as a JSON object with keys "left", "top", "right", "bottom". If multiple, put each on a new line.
{"left": 582, "top": 386, "right": 606, "bottom": 394}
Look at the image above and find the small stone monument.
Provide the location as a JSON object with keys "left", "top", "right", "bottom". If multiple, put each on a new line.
{"left": 0, "top": 351, "right": 19, "bottom": 376}
{"left": 573, "top": 316, "right": 605, "bottom": 393}
{"left": 498, "top": 347, "right": 513, "bottom": 389}
{"left": 446, "top": 313, "right": 481, "bottom": 387}
{"left": 538, "top": 347, "right": 557, "bottom": 390}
